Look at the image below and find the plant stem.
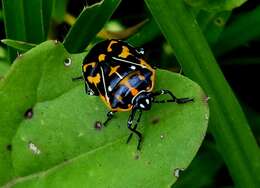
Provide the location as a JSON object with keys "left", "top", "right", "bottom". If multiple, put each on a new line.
{"left": 145, "top": 0, "right": 260, "bottom": 187}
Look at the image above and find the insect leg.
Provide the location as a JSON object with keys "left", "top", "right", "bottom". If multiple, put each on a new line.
{"left": 126, "top": 109, "right": 143, "bottom": 143}
{"left": 126, "top": 108, "right": 143, "bottom": 150}
{"left": 103, "top": 111, "right": 116, "bottom": 126}
{"left": 72, "top": 76, "right": 84, "bottom": 81}
{"left": 152, "top": 89, "right": 193, "bottom": 104}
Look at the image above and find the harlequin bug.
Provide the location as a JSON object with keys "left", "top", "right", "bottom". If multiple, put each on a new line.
{"left": 76, "top": 39, "right": 193, "bottom": 150}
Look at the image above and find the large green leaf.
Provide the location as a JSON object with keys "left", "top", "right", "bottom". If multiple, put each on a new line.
{"left": 0, "top": 41, "right": 208, "bottom": 187}
{"left": 0, "top": 41, "right": 83, "bottom": 185}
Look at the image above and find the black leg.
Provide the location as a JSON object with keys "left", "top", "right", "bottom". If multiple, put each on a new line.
{"left": 103, "top": 111, "right": 116, "bottom": 126}
{"left": 72, "top": 76, "right": 84, "bottom": 81}
{"left": 152, "top": 89, "right": 193, "bottom": 104}
{"left": 126, "top": 108, "right": 143, "bottom": 150}
{"left": 126, "top": 109, "right": 143, "bottom": 143}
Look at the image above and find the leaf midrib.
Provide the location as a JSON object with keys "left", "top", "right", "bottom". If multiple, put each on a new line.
{"left": 5, "top": 134, "right": 129, "bottom": 188}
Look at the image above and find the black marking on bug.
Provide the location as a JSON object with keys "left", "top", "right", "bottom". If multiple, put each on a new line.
{"left": 24, "top": 108, "right": 33, "bottom": 119}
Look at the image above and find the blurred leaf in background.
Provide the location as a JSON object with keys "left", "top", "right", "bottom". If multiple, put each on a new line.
{"left": 1, "top": 0, "right": 53, "bottom": 62}
{"left": 185, "top": 0, "right": 247, "bottom": 12}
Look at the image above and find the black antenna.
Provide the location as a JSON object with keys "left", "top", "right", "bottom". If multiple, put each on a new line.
{"left": 72, "top": 76, "right": 84, "bottom": 81}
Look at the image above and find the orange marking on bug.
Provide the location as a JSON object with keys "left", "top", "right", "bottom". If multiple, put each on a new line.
{"left": 109, "top": 65, "right": 120, "bottom": 76}
{"left": 87, "top": 73, "right": 101, "bottom": 86}
{"left": 130, "top": 88, "right": 139, "bottom": 96}
{"left": 107, "top": 40, "right": 118, "bottom": 52}
{"left": 118, "top": 46, "right": 132, "bottom": 58}
{"left": 139, "top": 59, "right": 150, "bottom": 68}
{"left": 98, "top": 54, "right": 106, "bottom": 62}
{"left": 83, "top": 62, "right": 95, "bottom": 72}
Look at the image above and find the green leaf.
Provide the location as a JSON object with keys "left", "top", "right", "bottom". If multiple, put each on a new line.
{"left": 172, "top": 143, "right": 222, "bottom": 188}
{"left": 144, "top": 0, "right": 260, "bottom": 187}
{"left": 244, "top": 105, "right": 260, "bottom": 137}
{"left": 0, "top": 41, "right": 208, "bottom": 187}
{"left": 42, "top": 0, "right": 54, "bottom": 38}
{"left": 22, "top": 0, "right": 45, "bottom": 43}
{"left": 2, "top": 0, "right": 46, "bottom": 42}
{"left": 63, "top": 0, "right": 121, "bottom": 53}
{"left": 0, "top": 41, "right": 84, "bottom": 185}
{"left": 0, "top": 46, "right": 7, "bottom": 59}
{"left": 1, "top": 0, "right": 27, "bottom": 61}
{"left": 197, "top": 11, "right": 231, "bottom": 45}
{"left": 184, "top": 0, "right": 247, "bottom": 12}
{"left": 128, "top": 18, "right": 161, "bottom": 47}
{"left": 0, "top": 61, "right": 10, "bottom": 79}
{"left": 1, "top": 0, "right": 52, "bottom": 61}
{"left": 1, "top": 39, "right": 36, "bottom": 52}
{"left": 0, "top": 10, "right": 3, "bottom": 20}
{"left": 52, "top": 0, "right": 69, "bottom": 23}
{"left": 214, "top": 5, "right": 260, "bottom": 56}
